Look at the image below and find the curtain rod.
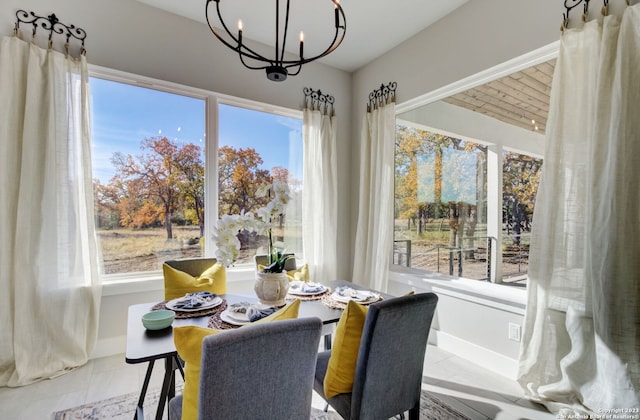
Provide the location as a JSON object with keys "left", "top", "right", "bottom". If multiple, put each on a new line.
{"left": 367, "top": 82, "right": 397, "bottom": 112}
{"left": 303, "top": 87, "right": 335, "bottom": 116}
{"left": 561, "top": 0, "right": 631, "bottom": 31}
{"left": 14, "top": 9, "right": 87, "bottom": 56}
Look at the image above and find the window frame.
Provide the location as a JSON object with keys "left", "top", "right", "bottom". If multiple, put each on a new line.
{"left": 89, "top": 65, "right": 303, "bottom": 285}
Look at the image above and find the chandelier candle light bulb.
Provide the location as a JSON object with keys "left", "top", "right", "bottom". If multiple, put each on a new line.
{"left": 299, "top": 31, "right": 304, "bottom": 58}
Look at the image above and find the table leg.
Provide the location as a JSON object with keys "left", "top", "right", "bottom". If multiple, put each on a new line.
{"left": 155, "top": 356, "right": 178, "bottom": 420}
{"left": 175, "top": 355, "right": 185, "bottom": 380}
{"left": 324, "top": 333, "right": 332, "bottom": 351}
{"left": 134, "top": 360, "right": 155, "bottom": 420}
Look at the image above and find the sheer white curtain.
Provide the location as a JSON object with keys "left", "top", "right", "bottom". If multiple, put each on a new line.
{"left": 352, "top": 102, "right": 395, "bottom": 291}
{"left": 0, "top": 36, "right": 101, "bottom": 387}
{"left": 518, "top": 4, "right": 640, "bottom": 415}
{"left": 302, "top": 106, "right": 338, "bottom": 282}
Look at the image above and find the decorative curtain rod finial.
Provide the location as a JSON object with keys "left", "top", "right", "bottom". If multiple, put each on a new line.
{"left": 14, "top": 9, "right": 87, "bottom": 56}
{"left": 303, "top": 87, "right": 335, "bottom": 116}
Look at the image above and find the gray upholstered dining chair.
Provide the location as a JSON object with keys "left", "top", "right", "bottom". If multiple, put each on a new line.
{"left": 168, "top": 317, "right": 323, "bottom": 420}
{"left": 313, "top": 292, "right": 439, "bottom": 420}
{"left": 164, "top": 257, "right": 219, "bottom": 278}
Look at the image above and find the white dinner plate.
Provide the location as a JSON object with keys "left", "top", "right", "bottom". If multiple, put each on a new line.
{"left": 331, "top": 288, "right": 380, "bottom": 304}
{"left": 166, "top": 295, "right": 223, "bottom": 312}
{"left": 220, "top": 309, "right": 251, "bottom": 325}
{"left": 287, "top": 281, "right": 327, "bottom": 296}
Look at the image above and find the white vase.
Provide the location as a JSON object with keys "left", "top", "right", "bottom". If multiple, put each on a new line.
{"left": 254, "top": 271, "right": 289, "bottom": 307}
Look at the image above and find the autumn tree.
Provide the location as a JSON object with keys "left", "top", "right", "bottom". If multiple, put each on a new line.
{"left": 218, "top": 146, "right": 272, "bottom": 216}
{"left": 111, "top": 137, "right": 183, "bottom": 240}
{"left": 395, "top": 126, "right": 423, "bottom": 230}
{"left": 94, "top": 179, "right": 121, "bottom": 229}
{"left": 503, "top": 152, "right": 542, "bottom": 244}
{"left": 172, "top": 143, "right": 205, "bottom": 236}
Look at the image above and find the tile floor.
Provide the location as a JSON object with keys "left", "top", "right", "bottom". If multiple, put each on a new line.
{"left": 0, "top": 345, "right": 555, "bottom": 420}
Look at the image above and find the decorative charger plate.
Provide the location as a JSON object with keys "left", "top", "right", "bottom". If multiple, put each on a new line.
{"left": 287, "top": 281, "right": 327, "bottom": 296}
{"left": 166, "top": 295, "right": 223, "bottom": 312}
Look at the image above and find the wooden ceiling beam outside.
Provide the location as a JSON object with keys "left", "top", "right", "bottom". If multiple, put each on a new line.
{"left": 441, "top": 59, "right": 555, "bottom": 135}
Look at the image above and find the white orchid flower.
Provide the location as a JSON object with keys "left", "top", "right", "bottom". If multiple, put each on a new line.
{"left": 212, "top": 180, "right": 292, "bottom": 268}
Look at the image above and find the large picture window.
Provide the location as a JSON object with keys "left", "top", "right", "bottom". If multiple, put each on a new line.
{"left": 90, "top": 75, "right": 302, "bottom": 279}
{"left": 393, "top": 122, "right": 543, "bottom": 285}
{"left": 394, "top": 124, "right": 488, "bottom": 279}
{"left": 91, "top": 77, "right": 206, "bottom": 276}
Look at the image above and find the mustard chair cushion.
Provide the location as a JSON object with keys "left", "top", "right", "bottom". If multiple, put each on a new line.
{"left": 257, "top": 263, "right": 309, "bottom": 282}
{"left": 286, "top": 264, "right": 310, "bottom": 282}
{"left": 323, "top": 300, "right": 369, "bottom": 398}
{"left": 163, "top": 261, "right": 226, "bottom": 301}
{"left": 174, "top": 326, "right": 223, "bottom": 420}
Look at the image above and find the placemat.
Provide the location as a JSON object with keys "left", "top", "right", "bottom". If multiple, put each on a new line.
{"left": 207, "top": 300, "right": 294, "bottom": 330}
{"left": 208, "top": 304, "right": 243, "bottom": 330}
{"left": 285, "top": 287, "right": 332, "bottom": 301}
{"left": 320, "top": 293, "right": 383, "bottom": 310}
{"left": 151, "top": 299, "right": 226, "bottom": 319}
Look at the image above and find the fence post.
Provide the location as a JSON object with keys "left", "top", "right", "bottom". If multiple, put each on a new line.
{"left": 449, "top": 249, "right": 454, "bottom": 276}
{"left": 487, "top": 237, "right": 492, "bottom": 281}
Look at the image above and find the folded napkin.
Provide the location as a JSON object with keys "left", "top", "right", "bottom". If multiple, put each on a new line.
{"left": 300, "top": 282, "right": 324, "bottom": 293}
{"left": 289, "top": 281, "right": 324, "bottom": 293}
{"left": 352, "top": 291, "right": 377, "bottom": 302}
{"left": 190, "top": 291, "right": 217, "bottom": 300}
{"left": 335, "top": 287, "right": 377, "bottom": 302}
{"left": 335, "top": 286, "right": 357, "bottom": 298}
{"left": 172, "top": 292, "right": 217, "bottom": 309}
{"left": 228, "top": 301, "right": 252, "bottom": 315}
{"left": 247, "top": 306, "right": 278, "bottom": 322}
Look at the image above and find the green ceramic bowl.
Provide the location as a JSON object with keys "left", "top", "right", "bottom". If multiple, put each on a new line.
{"left": 142, "top": 309, "right": 175, "bottom": 330}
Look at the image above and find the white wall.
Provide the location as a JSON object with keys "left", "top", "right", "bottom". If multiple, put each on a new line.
{"left": 388, "top": 270, "right": 527, "bottom": 379}
{"left": 349, "top": 0, "right": 561, "bottom": 378}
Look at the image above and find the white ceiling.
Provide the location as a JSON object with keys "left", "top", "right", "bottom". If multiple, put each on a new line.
{"left": 136, "top": 0, "right": 469, "bottom": 72}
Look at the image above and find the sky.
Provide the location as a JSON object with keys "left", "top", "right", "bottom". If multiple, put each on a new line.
{"left": 90, "top": 77, "right": 302, "bottom": 184}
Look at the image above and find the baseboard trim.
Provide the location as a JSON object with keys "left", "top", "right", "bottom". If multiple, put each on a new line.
{"left": 431, "top": 329, "right": 518, "bottom": 380}
{"left": 91, "top": 336, "right": 126, "bottom": 360}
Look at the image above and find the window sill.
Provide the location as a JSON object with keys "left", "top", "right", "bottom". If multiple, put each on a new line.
{"left": 389, "top": 266, "right": 527, "bottom": 315}
{"left": 101, "top": 266, "right": 257, "bottom": 297}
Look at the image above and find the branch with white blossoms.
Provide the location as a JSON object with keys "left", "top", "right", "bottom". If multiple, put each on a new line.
{"left": 212, "top": 212, "right": 269, "bottom": 267}
{"left": 212, "top": 180, "right": 291, "bottom": 268}
{"left": 255, "top": 180, "right": 290, "bottom": 224}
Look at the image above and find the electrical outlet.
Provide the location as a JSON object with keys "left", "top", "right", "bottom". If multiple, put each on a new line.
{"left": 508, "top": 323, "right": 522, "bottom": 342}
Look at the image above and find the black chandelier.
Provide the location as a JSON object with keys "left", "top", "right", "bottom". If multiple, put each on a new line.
{"left": 205, "top": 0, "right": 346, "bottom": 82}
